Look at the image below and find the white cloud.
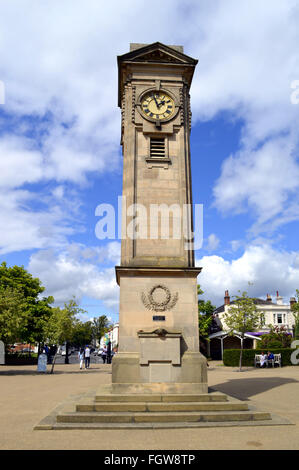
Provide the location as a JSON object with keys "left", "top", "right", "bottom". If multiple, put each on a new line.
{"left": 0, "top": 1, "right": 298, "bottom": 188}
{"left": 0, "top": 0, "right": 181, "bottom": 188}
{"left": 0, "top": 0, "right": 297, "bottom": 246}
{"left": 213, "top": 137, "right": 299, "bottom": 234}
{"left": 196, "top": 244, "right": 299, "bottom": 307}
{"left": 0, "top": 136, "right": 43, "bottom": 189}
{"left": 0, "top": 189, "right": 77, "bottom": 254}
{"left": 230, "top": 240, "right": 242, "bottom": 252}
{"left": 28, "top": 242, "right": 120, "bottom": 308}
{"left": 205, "top": 233, "right": 220, "bottom": 251}
{"left": 0, "top": 0, "right": 298, "bottom": 315}
{"left": 184, "top": 0, "right": 299, "bottom": 234}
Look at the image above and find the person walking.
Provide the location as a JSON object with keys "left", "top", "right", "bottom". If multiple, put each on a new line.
{"left": 101, "top": 346, "right": 107, "bottom": 364}
{"left": 44, "top": 344, "right": 50, "bottom": 364}
{"left": 84, "top": 345, "right": 91, "bottom": 369}
{"left": 78, "top": 347, "right": 85, "bottom": 370}
{"left": 107, "top": 341, "right": 112, "bottom": 364}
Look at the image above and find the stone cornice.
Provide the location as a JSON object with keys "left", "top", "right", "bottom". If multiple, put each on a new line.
{"left": 115, "top": 266, "right": 202, "bottom": 285}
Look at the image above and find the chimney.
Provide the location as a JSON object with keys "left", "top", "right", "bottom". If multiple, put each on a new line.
{"left": 266, "top": 293, "right": 272, "bottom": 302}
{"left": 290, "top": 297, "right": 297, "bottom": 309}
{"left": 276, "top": 291, "right": 283, "bottom": 305}
{"left": 224, "top": 290, "right": 230, "bottom": 305}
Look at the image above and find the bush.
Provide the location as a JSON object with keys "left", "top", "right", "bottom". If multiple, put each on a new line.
{"left": 223, "top": 348, "right": 297, "bottom": 367}
{"left": 5, "top": 353, "right": 38, "bottom": 365}
{"left": 261, "top": 340, "right": 284, "bottom": 349}
{"left": 260, "top": 326, "right": 292, "bottom": 349}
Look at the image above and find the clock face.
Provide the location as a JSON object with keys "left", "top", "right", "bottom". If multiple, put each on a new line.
{"left": 141, "top": 91, "right": 175, "bottom": 121}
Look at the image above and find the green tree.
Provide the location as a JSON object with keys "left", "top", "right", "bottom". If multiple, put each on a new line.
{"left": 43, "top": 299, "right": 86, "bottom": 373}
{"left": 0, "top": 262, "right": 54, "bottom": 345}
{"left": 72, "top": 321, "right": 94, "bottom": 347}
{"left": 91, "top": 315, "right": 111, "bottom": 344}
{"left": 222, "top": 291, "right": 264, "bottom": 371}
{"left": 197, "top": 285, "right": 216, "bottom": 357}
{"left": 291, "top": 290, "right": 299, "bottom": 340}
{"left": 197, "top": 285, "right": 215, "bottom": 338}
{"left": 0, "top": 286, "right": 27, "bottom": 345}
{"left": 260, "top": 325, "right": 292, "bottom": 349}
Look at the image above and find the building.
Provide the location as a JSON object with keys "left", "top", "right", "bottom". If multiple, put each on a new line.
{"left": 100, "top": 323, "right": 119, "bottom": 351}
{"left": 208, "top": 291, "right": 297, "bottom": 359}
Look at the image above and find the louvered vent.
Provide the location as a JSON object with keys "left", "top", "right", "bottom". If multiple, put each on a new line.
{"left": 150, "top": 138, "right": 165, "bottom": 158}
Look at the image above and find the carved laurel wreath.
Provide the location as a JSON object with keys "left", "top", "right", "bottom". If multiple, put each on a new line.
{"left": 141, "top": 284, "right": 178, "bottom": 312}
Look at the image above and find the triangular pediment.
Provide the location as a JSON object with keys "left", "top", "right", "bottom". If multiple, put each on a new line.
{"left": 118, "top": 42, "right": 197, "bottom": 66}
{"left": 117, "top": 42, "right": 198, "bottom": 106}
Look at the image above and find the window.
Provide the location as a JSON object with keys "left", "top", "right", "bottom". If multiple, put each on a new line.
{"left": 150, "top": 138, "right": 165, "bottom": 158}
{"left": 274, "top": 313, "right": 286, "bottom": 324}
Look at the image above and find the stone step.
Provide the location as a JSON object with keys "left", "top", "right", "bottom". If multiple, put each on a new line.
{"left": 76, "top": 401, "right": 249, "bottom": 413}
{"left": 57, "top": 410, "right": 271, "bottom": 424}
{"left": 95, "top": 392, "right": 228, "bottom": 403}
{"left": 48, "top": 418, "right": 283, "bottom": 430}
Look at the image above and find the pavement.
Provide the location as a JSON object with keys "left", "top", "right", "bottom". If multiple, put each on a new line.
{"left": 0, "top": 360, "right": 298, "bottom": 450}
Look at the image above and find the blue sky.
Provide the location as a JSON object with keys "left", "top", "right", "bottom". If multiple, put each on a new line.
{"left": 1, "top": 0, "right": 299, "bottom": 322}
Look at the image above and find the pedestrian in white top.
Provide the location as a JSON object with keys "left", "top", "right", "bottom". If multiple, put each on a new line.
{"left": 84, "top": 346, "right": 91, "bottom": 369}
{"left": 260, "top": 352, "right": 267, "bottom": 368}
{"left": 78, "top": 348, "right": 85, "bottom": 370}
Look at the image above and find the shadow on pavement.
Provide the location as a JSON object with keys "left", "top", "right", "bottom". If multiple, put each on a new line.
{"left": 0, "top": 366, "right": 112, "bottom": 376}
{"left": 210, "top": 376, "right": 298, "bottom": 400}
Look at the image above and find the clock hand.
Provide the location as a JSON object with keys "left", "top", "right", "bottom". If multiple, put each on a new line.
{"left": 152, "top": 93, "right": 159, "bottom": 109}
{"left": 155, "top": 94, "right": 165, "bottom": 109}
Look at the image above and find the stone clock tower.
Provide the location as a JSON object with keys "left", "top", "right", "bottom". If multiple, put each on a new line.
{"left": 35, "top": 43, "right": 276, "bottom": 430}
{"left": 113, "top": 42, "right": 207, "bottom": 394}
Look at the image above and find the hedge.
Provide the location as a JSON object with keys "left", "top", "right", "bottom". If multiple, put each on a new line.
{"left": 223, "top": 349, "right": 298, "bottom": 367}
{"left": 4, "top": 353, "right": 38, "bottom": 365}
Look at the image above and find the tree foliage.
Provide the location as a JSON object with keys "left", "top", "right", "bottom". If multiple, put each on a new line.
{"left": 291, "top": 290, "right": 299, "bottom": 340}
{"left": 197, "top": 285, "right": 215, "bottom": 339}
{"left": 222, "top": 291, "right": 264, "bottom": 370}
{"left": 0, "top": 262, "right": 53, "bottom": 344}
{"left": 260, "top": 325, "right": 292, "bottom": 349}
{"left": 72, "top": 321, "right": 94, "bottom": 347}
{"left": 0, "top": 286, "right": 27, "bottom": 344}
{"left": 91, "top": 315, "right": 111, "bottom": 343}
{"left": 43, "top": 298, "right": 86, "bottom": 373}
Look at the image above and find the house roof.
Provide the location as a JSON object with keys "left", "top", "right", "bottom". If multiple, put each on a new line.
{"left": 208, "top": 330, "right": 261, "bottom": 341}
{"left": 213, "top": 298, "right": 277, "bottom": 315}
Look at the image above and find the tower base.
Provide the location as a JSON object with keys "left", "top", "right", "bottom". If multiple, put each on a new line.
{"left": 112, "top": 351, "right": 208, "bottom": 394}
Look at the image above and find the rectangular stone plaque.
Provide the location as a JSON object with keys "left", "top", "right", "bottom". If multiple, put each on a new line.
{"left": 139, "top": 333, "right": 181, "bottom": 366}
{"left": 153, "top": 315, "right": 165, "bottom": 321}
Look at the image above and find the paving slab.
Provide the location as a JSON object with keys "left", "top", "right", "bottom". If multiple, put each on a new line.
{"left": 0, "top": 362, "right": 298, "bottom": 449}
